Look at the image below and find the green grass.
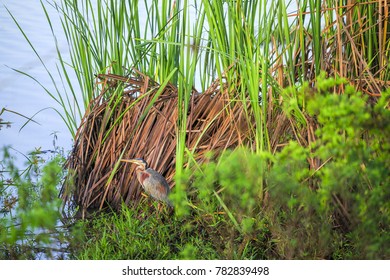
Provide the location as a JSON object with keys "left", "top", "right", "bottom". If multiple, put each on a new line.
{"left": 73, "top": 205, "right": 219, "bottom": 260}
{"left": 9, "top": 0, "right": 388, "bottom": 156}
{"left": 5, "top": 0, "right": 389, "bottom": 259}
{"left": 69, "top": 78, "right": 389, "bottom": 259}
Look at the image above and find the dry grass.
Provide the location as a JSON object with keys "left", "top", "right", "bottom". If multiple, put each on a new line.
{"left": 59, "top": 1, "right": 389, "bottom": 218}
{"left": 60, "top": 70, "right": 274, "bottom": 216}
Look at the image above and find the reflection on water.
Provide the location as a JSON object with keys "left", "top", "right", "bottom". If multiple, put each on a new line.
{"left": 0, "top": 0, "right": 76, "bottom": 260}
{"left": 0, "top": 0, "right": 74, "bottom": 161}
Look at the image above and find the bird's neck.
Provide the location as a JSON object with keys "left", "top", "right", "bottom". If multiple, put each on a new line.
{"left": 136, "top": 166, "right": 146, "bottom": 172}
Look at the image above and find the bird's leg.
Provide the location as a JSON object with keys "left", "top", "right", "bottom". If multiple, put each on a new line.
{"left": 141, "top": 192, "right": 148, "bottom": 199}
{"left": 155, "top": 202, "right": 163, "bottom": 218}
{"left": 141, "top": 192, "right": 155, "bottom": 209}
{"left": 157, "top": 202, "right": 170, "bottom": 218}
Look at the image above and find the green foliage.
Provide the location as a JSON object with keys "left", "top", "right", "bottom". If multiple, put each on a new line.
{"left": 266, "top": 141, "right": 333, "bottom": 259}
{"left": 75, "top": 150, "right": 272, "bottom": 260}
{"left": 266, "top": 77, "right": 390, "bottom": 259}
{"left": 72, "top": 79, "right": 389, "bottom": 260}
{"left": 7, "top": 0, "right": 388, "bottom": 259}
{"left": 74, "top": 205, "right": 218, "bottom": 260}
{"left": 307, "top": 83, "right": 389, "bottom": 259}
{"left": 0, "top": 148, "right": 65, "bottom": 259}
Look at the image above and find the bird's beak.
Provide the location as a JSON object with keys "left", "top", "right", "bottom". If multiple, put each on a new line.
{"left": 121, "top": 159, "right": 137, "bottom": 163}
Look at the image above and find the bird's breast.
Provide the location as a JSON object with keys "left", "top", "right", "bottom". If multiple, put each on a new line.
{"left": 136, "top": 170, "right": 150, "bottom": 185}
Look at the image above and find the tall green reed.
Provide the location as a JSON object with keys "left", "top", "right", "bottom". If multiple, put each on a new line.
{"left": 10, "top": 0, "right": 387, "bottom": 166}
{"left": 6, "top": 2, "right": 81, "bottom": 136}
{"left": 11, "top": 0, "right": 390, "bottom": 135}
{"left": 6, "top": 0, "right": 389, "bottom": 260}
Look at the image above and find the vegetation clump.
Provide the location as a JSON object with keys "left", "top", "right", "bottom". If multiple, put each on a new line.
{"left": 72, "top": 79, "right": 390, "bottom": 260}
{"left": 0, "top": 148, "right": 67, "bottom": 259}
{"left": 3, "top": 0, "right": 389, "bottom": 259}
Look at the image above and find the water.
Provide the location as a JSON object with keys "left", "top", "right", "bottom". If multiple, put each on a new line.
{"left": 0, "top": 0, "right": 74, "bottom": 161}
{"left": 0, "top": 0, "right": 76, "bottom": 260}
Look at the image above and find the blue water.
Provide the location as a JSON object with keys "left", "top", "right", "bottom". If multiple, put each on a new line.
{"left": 0, "top": 0, "right": 75, "bottom": 163}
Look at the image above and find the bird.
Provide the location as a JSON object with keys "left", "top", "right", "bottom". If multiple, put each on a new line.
{"left": 121, "top": 158, "right": 173, "bottom": 208}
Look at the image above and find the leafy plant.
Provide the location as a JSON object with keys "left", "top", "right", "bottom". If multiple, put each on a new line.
{"left": 6, "top": 0, "right": 389, "bottom": 260}
{"left": 73, "top": 205, "right": 218, "bottom": 260}
{"left": 0, "top": 148, "right": 67, "bottom": 259}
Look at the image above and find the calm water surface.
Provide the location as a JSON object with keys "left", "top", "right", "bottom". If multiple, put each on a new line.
{"left": 0, "top": 0, "right": 75, "bottom": 164}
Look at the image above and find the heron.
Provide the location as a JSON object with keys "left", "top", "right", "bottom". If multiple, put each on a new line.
{"left": 121, "top": 158, "right": 173, "bottom": 208}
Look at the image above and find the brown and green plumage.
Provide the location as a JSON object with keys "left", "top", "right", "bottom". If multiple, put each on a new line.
{"left": 121, "top": 158, "right": 173, "bottom": 207}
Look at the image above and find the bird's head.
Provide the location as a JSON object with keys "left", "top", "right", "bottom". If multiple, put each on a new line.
{"left": 121, "top": 158, "right": 148, "bottom": 170}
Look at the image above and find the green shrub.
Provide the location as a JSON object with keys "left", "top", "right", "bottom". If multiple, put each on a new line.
{"left": 0, "top": 148, "right": 65, "bottom": 259}
{"left": 73, "top": 79, "right": 389, "bottom": 260}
